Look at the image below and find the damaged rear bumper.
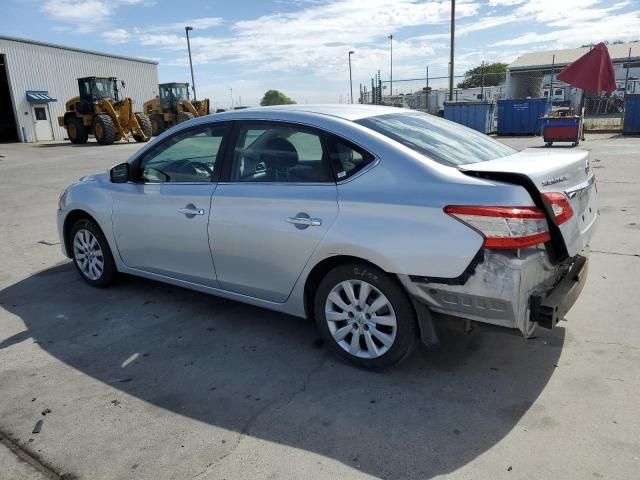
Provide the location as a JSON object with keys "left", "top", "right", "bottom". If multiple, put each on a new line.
{"left": 398, "top": 249, "right": 589, "bottom": 336}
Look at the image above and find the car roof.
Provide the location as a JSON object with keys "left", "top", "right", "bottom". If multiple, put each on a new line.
{"left": 214, "top": 104, "right": 406, "bottom": 121}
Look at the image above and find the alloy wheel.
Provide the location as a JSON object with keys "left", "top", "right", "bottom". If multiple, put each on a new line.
{"left": 73, "top": 229, "right": 104, "bottom": 281}
{"left": 324, "top": 280, "right": 397, "bottom": 359}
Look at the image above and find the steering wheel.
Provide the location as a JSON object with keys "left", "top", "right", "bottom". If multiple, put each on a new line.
{"left": 177, "top": 161, "right": 213, "bottom": 178}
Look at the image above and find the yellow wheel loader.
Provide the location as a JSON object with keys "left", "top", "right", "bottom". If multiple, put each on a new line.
{"left": 58, "top": 77, "right": 152, "bottom": 145}
{"left": 143, "top": 83, "right": 210, "bottom": 136}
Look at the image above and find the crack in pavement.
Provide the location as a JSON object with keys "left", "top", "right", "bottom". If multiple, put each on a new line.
{"left": 190, "top": 353, "right": 330, "bottom": 479}
{"left": 581, "top": 340, "right": 640, "bottom": 352}
{"left": 590, "top": 250, "right": 640, "bottom": 258}
{"left": 0, "top": 432, "right": 64, "bottom": 479}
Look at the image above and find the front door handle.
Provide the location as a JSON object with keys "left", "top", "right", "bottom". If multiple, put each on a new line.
{"left": 287, "top": 216, "right": 322, "bottom": 227}
{"left": 178, "top": 205, "right": 205, "bottom": 217}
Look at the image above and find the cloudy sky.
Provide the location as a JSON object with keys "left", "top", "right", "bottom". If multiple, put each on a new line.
{"left": 3, "top": 0, "right": 639, "bottom": 107}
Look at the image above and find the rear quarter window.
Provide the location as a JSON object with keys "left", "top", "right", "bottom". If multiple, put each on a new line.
{"left": 325, "top": 134, "right": 375, "bottom": 180}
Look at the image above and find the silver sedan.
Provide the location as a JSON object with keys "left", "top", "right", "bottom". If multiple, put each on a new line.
{"left": 57, "top": 105, "right": 597, "bottom": 368}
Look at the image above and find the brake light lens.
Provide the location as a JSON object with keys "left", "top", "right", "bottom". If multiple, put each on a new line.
{"left": 542, "top": 192, "right": 573, "bottom": 225}
{"left": 444, "top": 205, "right": 551, "bottom": 249}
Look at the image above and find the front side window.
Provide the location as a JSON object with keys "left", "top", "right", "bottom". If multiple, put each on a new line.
{"left": 138, "top": 125, "right": 228, "bottom": 183}
{"left": 230, "top": 123, "right": 333, "bottom": 183}
{"left": 356, "top": 112, "right": 516, "bottom": 167}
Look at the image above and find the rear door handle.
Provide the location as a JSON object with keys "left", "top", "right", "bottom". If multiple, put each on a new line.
{"left": 287, "top": 216, "right": 322, "bottom": 227}
{"left": 178, "top": 206, "right": 205, "bottom": 217}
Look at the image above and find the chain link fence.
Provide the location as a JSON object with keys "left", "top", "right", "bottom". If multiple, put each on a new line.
{"left": 362, "top": 62, "right": 639, "bottom": 132}
{"left": 359, "top": 71, "right": 507, "bottom": 115}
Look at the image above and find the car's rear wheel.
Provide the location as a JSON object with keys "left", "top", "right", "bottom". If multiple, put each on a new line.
{"left": 315, "top": 263, "right": 417, "bottom": 369}
{"left": 70, "top": 218, "right": 117, "bottom": 288}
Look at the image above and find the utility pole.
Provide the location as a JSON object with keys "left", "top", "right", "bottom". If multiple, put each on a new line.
{"left": 388, "top": 34, "right": 394, "bottom": 100}
{"left": 448, "top": 0, "right": 455, "bottom": 101}
{"left": 229, "top": 88, "right": 234, "bottom": 109}
{"left": 185, "top": 26, "right": 196, "bottom": 101}
{"left": 371, "top": 78, "right": 375, "bottom": 104}
{"left": 623, "top": 47, "right": 631, "bottom": 97}
{"left": 481, "top": 60, "right": 485, "bottom": 101}
{"left": 426, "top": 65, "right": 429, "bottom": 113}
{"left": 348, "top": 51, "right": 354, "bottom": 104}
{"left": 550, "top": 54, "right": 555, "bottom": 108}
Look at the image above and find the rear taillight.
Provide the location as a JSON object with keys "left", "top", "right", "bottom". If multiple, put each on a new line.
{"left": 444, "top": 205, "right": 550, "bottom": 249}
{"left": 542, "top": 192, "right": 574, "bottom": 225}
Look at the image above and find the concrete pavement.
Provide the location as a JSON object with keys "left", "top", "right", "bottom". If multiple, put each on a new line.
{"left": 0, "top": 134, "right": 638, "bottom": 479}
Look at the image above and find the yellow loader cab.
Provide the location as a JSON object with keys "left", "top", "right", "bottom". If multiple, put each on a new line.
{"left": 143, "top": 82, "right": 210, "bottom": 136}
{"left": 57, "top": 77, "right": 152, "bottom": 145}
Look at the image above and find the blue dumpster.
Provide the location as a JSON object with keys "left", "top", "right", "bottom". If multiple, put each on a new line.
{"left": 497, "top": 98, "right": 549, "bottom": 135}
{"left": 443, "top": 101, "right": 495, "bottom": 133}
{"left": 623, "top": 94, "right": 640, "bottom": 134}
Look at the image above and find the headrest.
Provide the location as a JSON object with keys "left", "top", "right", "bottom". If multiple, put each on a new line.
{"left": 260, "top": 138, "right": 298, "bottom": 169}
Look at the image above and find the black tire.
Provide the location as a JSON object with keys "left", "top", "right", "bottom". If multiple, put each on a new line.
{"left": 177, "top": 111, "right": 195, "bottom": 124}
{"left": 93, "top": 114, "right": 116, "bottom": 145}
{"left": 150, "top": 114, "right": 166, "bottom": 136}
{"left": 66, "top": 116, "right": 88, "bottom": 144}
{"left": 314, "top": 263, "right": 418, "bottom": 369}
{"left": 134, "top": 113, "right": 152, "bottom": 142}
{"left": 69, "top": 218, "right": 117, "bottom": 288}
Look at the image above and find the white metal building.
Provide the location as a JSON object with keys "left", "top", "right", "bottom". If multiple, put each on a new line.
{"left": 506, "top": 42, "right": 640, "bottom": 101}
{"left": 0, "top": 35, "right": 159, "bottom": 143}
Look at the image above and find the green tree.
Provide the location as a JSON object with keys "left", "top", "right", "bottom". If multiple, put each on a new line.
{"left": 457, "top": 62, "right": 508, "bottom": 89}
{"left": 260, "top": 89, "right": 296, "bottom": 106}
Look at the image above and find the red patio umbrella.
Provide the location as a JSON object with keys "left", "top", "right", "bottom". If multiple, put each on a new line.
{"left": 556, "top": 42, "right": 617, "bottom": 93}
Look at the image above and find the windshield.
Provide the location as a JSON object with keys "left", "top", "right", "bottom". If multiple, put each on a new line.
{"left": 160, "top": 86, "right": 188, "bottom": 101}
{"left": 356, "top": 112, "right": 517, "bottom": 167}
{"left": 91, "top": 79, "right": 115, "bottom": 100}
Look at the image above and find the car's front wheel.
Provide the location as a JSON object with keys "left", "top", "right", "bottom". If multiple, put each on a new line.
{"left": 315, "top": 263, "right": 417, "bottom": 369}
{"left": 70, "top": 218, "right": 117, "bottom": 287}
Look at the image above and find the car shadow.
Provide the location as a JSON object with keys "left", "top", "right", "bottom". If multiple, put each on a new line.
{"left": 0, "top": 263, "right": 564, "bottom": 479}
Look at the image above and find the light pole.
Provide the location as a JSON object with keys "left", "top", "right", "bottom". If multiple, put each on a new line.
{"left": 348, "top": 50, "right": 354, "bottom": 104}
{"left": 388, "top": 34, "right": 393, "bottom": 99}
{"left": 185, "top": 26, "right": 196, "bottom": 101}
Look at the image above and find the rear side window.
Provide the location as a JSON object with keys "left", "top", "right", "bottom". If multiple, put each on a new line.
{"left": 230, "top": 123, "right": 333, "bottom": 183}
{"left": 356, "top": 112, "right": 516, "bottom": 167}
{"left": 325, "top": 135, "right": 375, "bottom": 180}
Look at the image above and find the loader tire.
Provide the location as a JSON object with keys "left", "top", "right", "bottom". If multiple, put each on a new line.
{"left": 133, "top": 113, "right": 152, "bottom": 142}
{"left": 67, "top": 117, "right": 88, "bottom": 144}
{"left": 177, "top": 111, "right": 195, "bottom": 124}
{"left": 150, "top": 114, "right": 166, "bottom": 136}
{"left": 93, "top": 114, "right": 116, "bottom": 145}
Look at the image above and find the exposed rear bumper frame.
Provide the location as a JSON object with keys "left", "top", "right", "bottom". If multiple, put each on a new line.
{"left": 529, "top": 255, "right": 588, "bottom": 329}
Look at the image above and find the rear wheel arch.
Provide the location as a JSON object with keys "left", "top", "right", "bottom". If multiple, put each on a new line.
{"left": 303, "top": 255, "right": 414, "bottom": 322}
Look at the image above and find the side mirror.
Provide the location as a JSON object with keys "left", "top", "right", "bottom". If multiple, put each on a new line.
{"left": 110, "top": 163, "right": 130, "bottom": 183}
